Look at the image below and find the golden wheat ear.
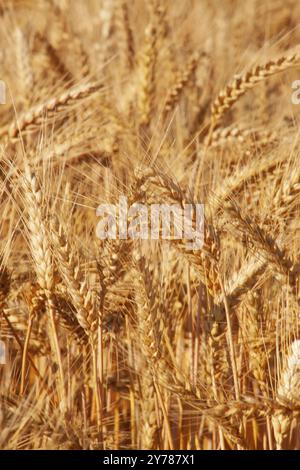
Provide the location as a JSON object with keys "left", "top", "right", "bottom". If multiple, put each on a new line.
{"left": 210, "top": 52, "right": 300, "bottom": 130}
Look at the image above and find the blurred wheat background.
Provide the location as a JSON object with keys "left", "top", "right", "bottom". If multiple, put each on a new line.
{"left": 1, "top": 0, "right": 300, "bottom": 450}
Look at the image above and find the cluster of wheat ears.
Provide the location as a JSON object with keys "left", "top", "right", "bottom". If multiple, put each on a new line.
{"left": 2, "top": 0, "right": 300, "bottom": 451}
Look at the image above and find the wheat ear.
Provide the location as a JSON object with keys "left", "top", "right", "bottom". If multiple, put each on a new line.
{"left": 138, "top": 23, "right": 157, "bottom": 128}
{"left": 50, "top": 217, "right": 97, "bottom": 341}
{"left": 163, "top": 52, "right": 199, "bottom": 115}
{"left": 15, "top": 28, "right": 33, "bottom": 106}
{"left": 272, "top": 340, "right": 300, "bottom": 449}
{"left": 6, "top": 82, "right": 102, "bottom": 140}
{"left": 211, "top": 53, "right": 300, "bottom": 129}
{"left": 22, "top": 164, "right": 66, "bottom": 406}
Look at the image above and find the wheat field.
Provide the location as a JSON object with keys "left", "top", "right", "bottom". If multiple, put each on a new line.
{"left": 1, "top": 0, "right": 300, "bottom": 451}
